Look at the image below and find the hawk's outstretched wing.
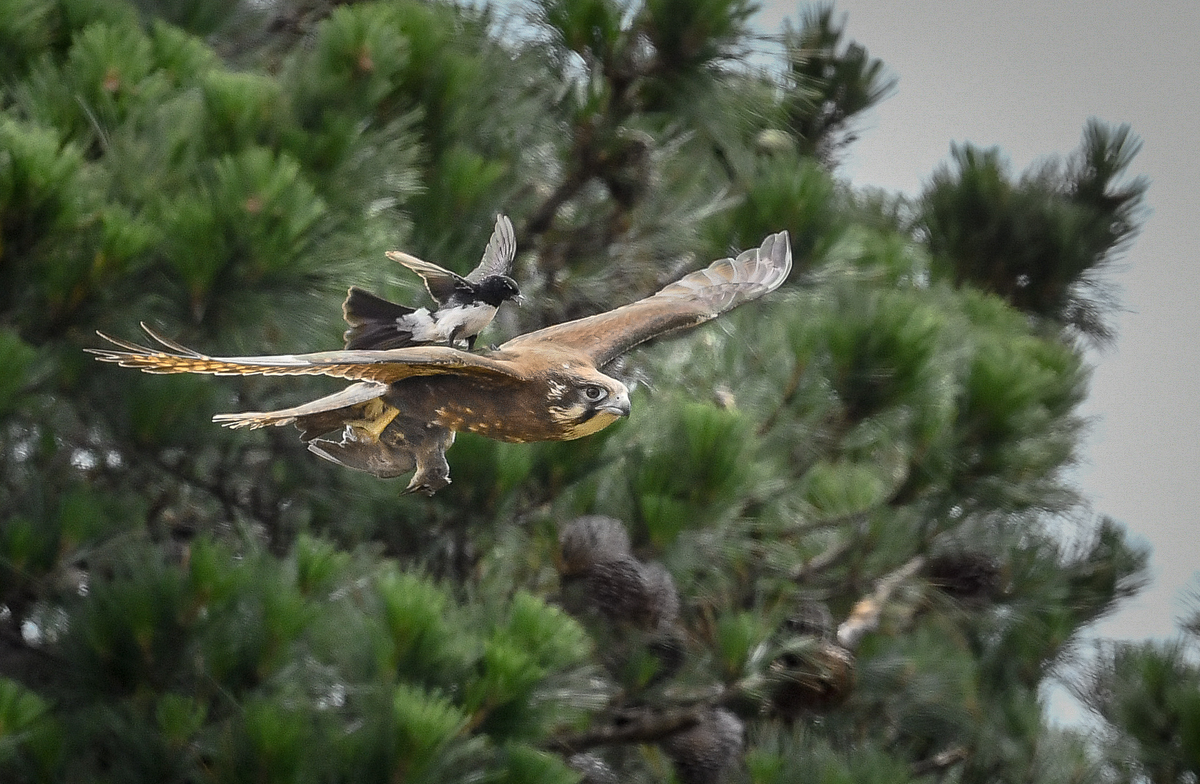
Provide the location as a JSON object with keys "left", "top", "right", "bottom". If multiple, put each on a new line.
{"left": 500, "top": 231, "right": 791, "bottom": 367}
{"left": 88, "top": 324, "right": 526, "bottom": 384}
{"left": 212, "top": 380, "right": 388, "bottom": 431}
{"left": 466, "top": 214, "right": 517, "bottom": 283}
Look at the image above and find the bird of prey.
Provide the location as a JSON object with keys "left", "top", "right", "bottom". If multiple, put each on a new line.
{"left": 343, "top": 214, "right": 521, "bottom": 351}
{"left": 90, "top": 231, "right": 791, "bottom": 495}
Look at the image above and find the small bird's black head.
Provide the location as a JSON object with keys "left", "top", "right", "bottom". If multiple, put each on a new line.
{"left": 477, "top": 275, "right": 523, "bottom": 307}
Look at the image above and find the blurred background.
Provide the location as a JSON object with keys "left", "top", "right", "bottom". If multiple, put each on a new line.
{"left": 1, "top": 1, "right": 1195, "bottom": 782}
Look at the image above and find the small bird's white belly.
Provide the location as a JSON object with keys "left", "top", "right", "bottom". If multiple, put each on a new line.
{"left": 398, "top": 308, "right": 441, "bottom": 343}
{"left": 434, "top": 304, "right": 497, "bottom": 343}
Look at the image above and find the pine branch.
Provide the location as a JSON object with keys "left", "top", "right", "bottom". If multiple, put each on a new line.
{"left": 836, "top": 555, "right": 925, "bottom": 650}
{"left": 910, "top": 745, "right": 969, "bottom": 775}
{"left": 790, "top": 538, "right": 854, "bottom": 583}
{"left": 546, "top": 706, "right": 705, "bottom": 754}
{"left": 757, "top": 358, "right": 808, "bottom": 436}
{"left": 522, "top": 166, "right": 594, "bottom": 240}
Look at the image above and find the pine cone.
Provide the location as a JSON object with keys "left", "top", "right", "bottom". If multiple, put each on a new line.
{"left": 924, "top": 552, "right": 1002, "bottom": 600}
{"left": 559, "top": 516, "right": 632, "bottom": 576}
{"left": 641, "top": 561, "right": 680, "bottom": 630}
{"left": 647, "top": 628, "right": 687, "bottom": 683}
{"left": 768, "top": 639, "right": 855, "bottom": 717}
{"left": 584, "top": 557, "right": 681, "bottom": 632}
{"left": 586, "top": 556, "right": 657, "bottom": 628}
{"left": 661, "top": 708, "right": 745, "bottom": 784}
{"left": 600, "top": 129, "right": 653, "bottom": 207}
{"left": 785, "top": 600, "right": 834, "bottom": 640}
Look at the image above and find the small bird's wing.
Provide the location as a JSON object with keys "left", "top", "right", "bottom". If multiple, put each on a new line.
{"left": 89, "top": 323, "right": 526, "bottom": 383}
{"left": 501, "top": 231, "right": 791, "bottom": 367}
{"left": 385, "top": 251, "right": 471, "bottom": 305}
{"left": 466, "top": 214, "right": 517, "bottom": 283}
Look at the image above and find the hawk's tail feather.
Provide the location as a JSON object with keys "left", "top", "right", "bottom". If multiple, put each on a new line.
{"left": 306, "top": 436, "right": 416, "bottom": 479}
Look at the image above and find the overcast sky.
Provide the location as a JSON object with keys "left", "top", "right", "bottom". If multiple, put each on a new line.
{"left": 753, "top": 0, "right": 1200, "bottom": 643}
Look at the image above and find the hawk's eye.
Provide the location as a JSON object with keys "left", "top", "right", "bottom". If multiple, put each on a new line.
{"left": 583, "top": 385, "right": 606, "bottom": 401}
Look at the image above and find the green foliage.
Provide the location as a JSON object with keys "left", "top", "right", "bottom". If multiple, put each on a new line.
{"left": 639, "top": 0, "right": 756, "bottom": 73}
{"left": 799, "top": 459, "right": 891, "bottom": 519}
{"left": 376, "top": 568, "right": 465, "bottom": 684}
{"left": 291, "top": 3, "right": 412, "bottom": 122}
{"left": 706, "top": 154, "right": 841, "bottom": 264}
{"left": 199, "top": 71, "right": 286, "bottom": 152}
{"left": 748, "top": 729, "right": 919, "bottom": 784}
{"left": 1072, "top": 591, "right": 1200, "bottom": 784}
{"left": 0, "top": 118, "right": 90, "bottom": 310}
{"left": 0, "top": 331, "right": 37, "bottom": 413}
{"left": 782, "top": 5, "right": 897, "bottom": 162}
{"left": 130, "top": 0, "right": 239, "bottom": 37}
{"left": 949, "top": 333, "right": 1086, "bottom": 510}
{"left": 538, "top": 0, "right": 623, "bottom": 62}
{"left": 506, "top": 591, "right": 593, "bottom": 669}
{"left": 0, "top": 679, "right": 61, "bottom": 779}
{"left": 714, "top": 609, "right": 772, "bottom": 681}
{"left": 158, "top": 146, "right": 330, "bottom": 324}
{"left": 920, "top": 121, "right": 1146, "bottom": 345}
{"left": 0, "top": 0, "right": 56, "bottom": 77}
{"left": 626, "top": 398, "right": 759, "bottom": 546}
{"left": 389, "top": 682, "right": 470, "bottom": 780}
{"left": 496, "top": 743, "right": 581, "bottom": 784}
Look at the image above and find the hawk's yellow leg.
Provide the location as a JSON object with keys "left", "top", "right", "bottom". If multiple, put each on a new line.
{"left": 346, "top": 399, "right": 400, "bottom": 442}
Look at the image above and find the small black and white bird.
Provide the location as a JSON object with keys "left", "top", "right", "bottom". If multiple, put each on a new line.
{"left": 343, "top": 214, "right": 522, "bottom": 351}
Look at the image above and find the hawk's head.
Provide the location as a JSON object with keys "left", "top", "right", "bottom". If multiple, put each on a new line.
{"left": 545, "top": 366, "right": 631, "bottom": 440}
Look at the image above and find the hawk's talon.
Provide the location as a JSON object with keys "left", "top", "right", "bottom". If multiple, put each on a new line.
{"left": 345, "top": 399, "right": 400, "bottom": 442}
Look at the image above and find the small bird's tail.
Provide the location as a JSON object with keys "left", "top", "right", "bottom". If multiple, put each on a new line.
{"left": 342, "top": 286, "right": 419, "bottom": 350}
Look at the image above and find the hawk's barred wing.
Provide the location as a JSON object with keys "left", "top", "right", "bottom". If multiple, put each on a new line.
{"left": 466, "top": 214, "right": 517, "bottom": 283}
{"left": 501, "top": 231, "right": 791, "bottom": 367}
{"left": 89, "top": 324, "right": 526, "bottom": 384}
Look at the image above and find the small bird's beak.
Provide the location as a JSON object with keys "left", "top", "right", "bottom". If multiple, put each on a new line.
{"left": 515, "top": 294, "right": 526, "bottom": 307}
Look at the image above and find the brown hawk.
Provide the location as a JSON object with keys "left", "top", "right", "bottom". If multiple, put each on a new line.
{"left": 90, "top": 231, "right": 791, "bottom": 495}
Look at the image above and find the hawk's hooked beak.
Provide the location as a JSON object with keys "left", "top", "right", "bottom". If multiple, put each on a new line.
{"left": 601, "top": 391, "right": 631, "bottom": 418}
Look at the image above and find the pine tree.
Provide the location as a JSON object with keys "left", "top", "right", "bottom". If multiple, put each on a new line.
{"left": 918, "top": 121, "right": 1147, "bottom": 346}
{"left": 1071, "top": 581, "right": 1200, "bottom": 784}
{"left": 0, "top": 1, "right": 1153, "bottom": 782}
